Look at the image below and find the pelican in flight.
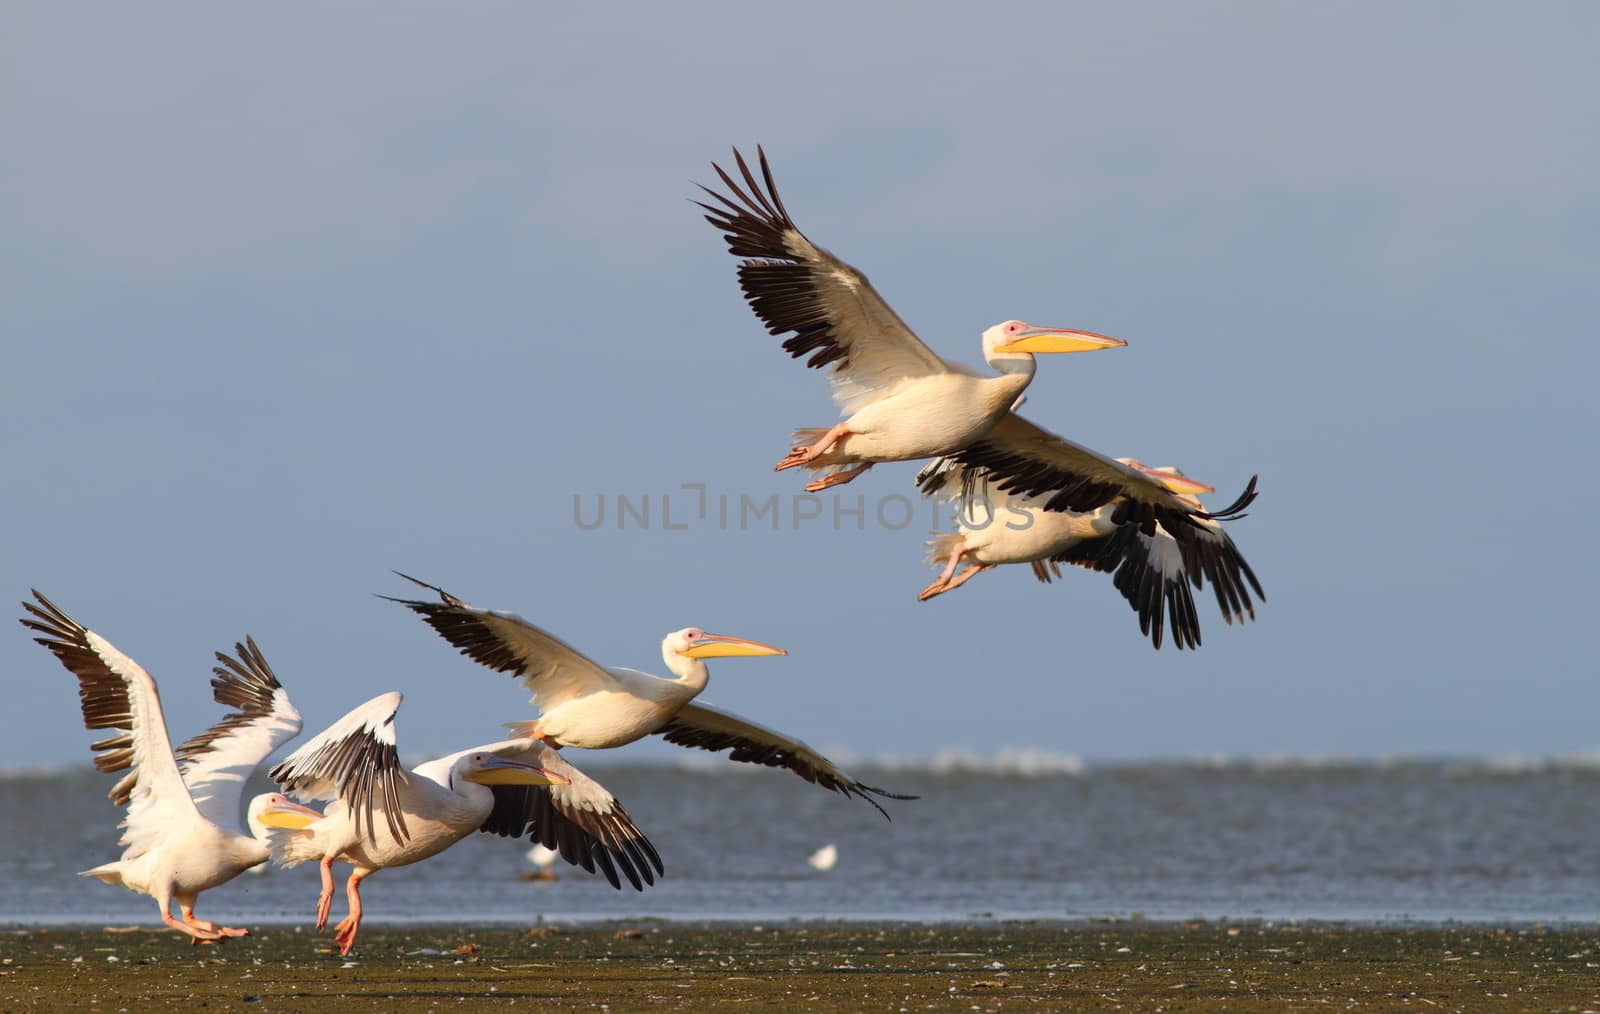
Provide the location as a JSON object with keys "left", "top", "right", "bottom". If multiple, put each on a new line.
{"left": 698, "top": 145, "right": 1126, "bottom": 492}
{"left": 926, "top": 405, "right": 1263, "bottom": 604}
{"left": 915, "top": 457, "right": 1264, "bottom": 650}
{"left": 262, "top": 691, "right": 660, "bottom": 956}
{"left": 382, "top": 573, "right": 914, "bottom": 817}
{"left": 20, "top": 591, "right": 303, "bottom": 942}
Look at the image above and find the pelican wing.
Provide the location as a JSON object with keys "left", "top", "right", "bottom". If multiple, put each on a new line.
{"left": 174, "top": 637, "right": 302, "bottom": 828}
{"left": 383, "top": 574, "right": 622, "bottom": 712}
{"left": 20, "top": 591, "right": 198, "bottom": 858}
{"left": 915, "top": 456, "right": 1036, "bottom": 519}
{"left": 1038, "top": 524, "right": 1201, "bottom": 651}
{"left": 656, "top": 702, "right": 915, "bottom": 820}
{"left": 473, "top": 740, "right": 663, "bottom": 892}
{"left": 1168, "top": 516, "right": 1265, "bottom": 627}
{"left": 269, "top": 691, "right": 409, "bottom": 844}
{"left": 698, "top": 146, "right": 950, "bottom": 412}
{"left": 950, "top": 412, "right": 1261, "bottom": 551}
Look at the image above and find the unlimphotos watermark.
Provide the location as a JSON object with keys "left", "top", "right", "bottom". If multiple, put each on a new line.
{"left": 571, "top": 483, "right": 1036, "bottom": 532}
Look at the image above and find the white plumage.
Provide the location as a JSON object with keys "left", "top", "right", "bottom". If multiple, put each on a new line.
{"left": 264, "top": 694, "right": 660, "bottom": 955}
{"left": 384, "top": 573, "right": 914, "bottom": 818}
{"left": 699, "top": 146, "right": 1126, "bottom": 491}
{"left": 21, "top": 592, "right": 303, "bottom": 942}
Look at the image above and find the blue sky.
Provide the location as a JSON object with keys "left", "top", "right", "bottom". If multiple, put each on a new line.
{"left": 4, "top": 3, "right": 1597, "bottom": 768}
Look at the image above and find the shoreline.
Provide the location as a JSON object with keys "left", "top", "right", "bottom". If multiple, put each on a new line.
{"left": 6, "top": 920, "right": 1599, "bottom": 1010}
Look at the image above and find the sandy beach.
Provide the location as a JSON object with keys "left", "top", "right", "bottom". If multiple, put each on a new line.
{"left": 5, "top": 921, "right": 1599, "bottom": 1011}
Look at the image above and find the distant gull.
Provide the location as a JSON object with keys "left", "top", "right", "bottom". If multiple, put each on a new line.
{"left": 807, "top": 844, "right": 838, "bottom": 872}
{"left": 520, "top": 844, "right": 559, "bottom": 882}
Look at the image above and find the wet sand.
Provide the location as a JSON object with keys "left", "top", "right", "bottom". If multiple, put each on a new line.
{"left": 4, "top": 921, "right": 1599, "bottom": 1011}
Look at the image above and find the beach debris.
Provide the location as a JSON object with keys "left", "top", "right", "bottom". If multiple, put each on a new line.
{"left": 807, "top": 844, "right": 838, "bottom": 871}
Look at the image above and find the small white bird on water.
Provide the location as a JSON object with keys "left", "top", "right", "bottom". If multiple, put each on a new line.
{"left": 522, "top": 843, "right": 560, "bottom": 882}
{"left": 807, "top": 844, "right": 838, "bottom": 872}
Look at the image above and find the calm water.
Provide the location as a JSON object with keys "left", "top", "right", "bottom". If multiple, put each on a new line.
{"left": 4, "top": 755, "right": 1599, "bottom": 926}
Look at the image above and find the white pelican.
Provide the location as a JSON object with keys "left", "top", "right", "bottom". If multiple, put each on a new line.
{"left": 931, "top": 411, "right": 1263, "bottom": 614}
{"left": 697, "top": 146, "right": 1127, "bottom": 492}
{"left": 382, "top": 573, "right": 914, "bottom": 818}
{"left": 20, "top": 591, "right": 303, "bottom": 942}
{"left": 262, "top": 691, "right": 660, "bottom": 956}
{"left": 915, "top": 457, "right": 1264, "bottom": 650}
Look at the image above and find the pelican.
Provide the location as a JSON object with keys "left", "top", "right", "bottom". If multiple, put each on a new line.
{"left": 20, "top": 591, "right": 303, "bottom": 942}
{"left": 928, "top": 409, "right": 1264, "bottom": 613}
{"left": 915, "top": 457, "right": 1264, "bottom": 649}
{"left": 697, "top": 146, "right": 1127, "bottom": 492}
{"left": 382, "top": 573, "right": 914, "bottom": 817}
{"left": 262, "top": 691, "right": 661, "bottom": 956}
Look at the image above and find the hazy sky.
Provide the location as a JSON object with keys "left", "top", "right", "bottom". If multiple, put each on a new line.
{"left": 4, "top": 3, "right": 1596, "bottom": 769}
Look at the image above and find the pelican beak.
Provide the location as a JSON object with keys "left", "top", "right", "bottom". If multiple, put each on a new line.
{"left": 1155, "top": 473, "right": 1215, "bottom": 495}
{"left": 680, "top": 633, "right": 788, "bottom": 660}
{"left": 994, "top": 326, "right": 1127, "bottom": 354}
{"left": 1127, "top": 461, "right": 1215, "bottom": 495}
{"left": 259, "top": 798, "right": 324, "bottom": 830}
{"left": 465, "top": 757, "right": 571, "bottom": 787}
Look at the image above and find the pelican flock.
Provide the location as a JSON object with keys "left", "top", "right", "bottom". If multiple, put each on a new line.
{"left": 22, "top": 143, "right": 1267, "bottom": 953}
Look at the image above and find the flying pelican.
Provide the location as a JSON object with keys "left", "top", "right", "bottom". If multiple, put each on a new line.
{"left": 929, "top": 410, "right": 1263, "bottom": 613}
{"left": 20, "top": 591, "right": 304, "bottom": 942}
{"left": 697, "top": 146, "right": 1127, "bottom": 492}
{"left": 382, "top": 573, "right": 914, "bottom": 817}
{"left": 915, "top": 457, "right": 1264, "bottom": 649}
{"left": 262, "top": 691, "right": 661, "bottom": 956}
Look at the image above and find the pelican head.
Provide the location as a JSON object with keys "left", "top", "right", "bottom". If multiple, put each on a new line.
{"left": 667, "top": 628, "right": 788, "bottom": 660}
{"left": 253, "top": 793, "right": 325, "bottom": 832}
{"left": 983, "top": 320, "right": 1127, "bottom": 361}
{"left": 459, "top": 753, "right": 570, "bottom": 787}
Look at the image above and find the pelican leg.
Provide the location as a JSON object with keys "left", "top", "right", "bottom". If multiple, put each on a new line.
{"left": 315, "top": 856, "right": 336, "bottom": 931}
{"left": 775, "top": 423, "right": 851, "bottom": 471}
{"left": 159, "top": 896, "right": 222, "bottom": 943}
{"left": 918, "top": 543, "right": 968, "bottom": 601}
{"left": 940, "top": 563, "right": 994, "bottom": 594}
{"left": 804, "top": 463, "right": 872, "bottom": 492}
{"left": 180, "top": 901, "right": 250, "bottom": 939}
{"left": 333, "top": 871, "right": 367, "bottom": 956}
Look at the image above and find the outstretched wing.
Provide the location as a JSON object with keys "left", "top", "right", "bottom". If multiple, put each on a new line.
{"left": 698, "top": 145, "right": 951, "bottom": 413}
{"left": 473, "top": 739, "right": 663, "bottom": 892}
{"left": 175, "top": 637, "right": 303, "bottom": 827}
{"left": 269, "top": 691, "right": 409, "bottom": 844}
{"left": 20, "top": 591, "right": 199, "bottom": 858}
{"left": 382, "top": 573, "right": 623, "bottom": 713}
{"left": 950, "top": 414, "right": 1262, "bottom": 584}
{"left": 657, "top": 702, "right": 915, "bottom": 820}
{"left": 1041, "top": 524, "right": 1203, "bottom": 651}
